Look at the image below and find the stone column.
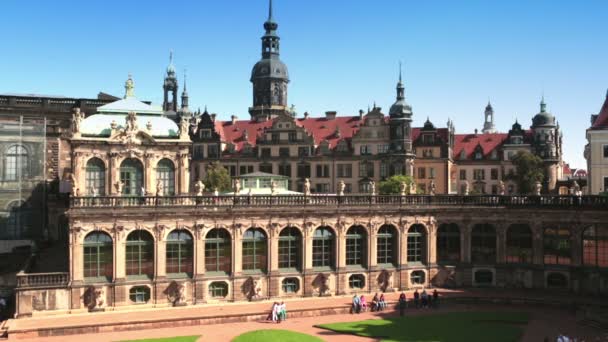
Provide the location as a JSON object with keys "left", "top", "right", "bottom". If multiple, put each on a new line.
{"left": 114, "top": 228, "right": 126, "bottom": 280}
{"left": 72, "top": 152, "right": 85, "bottom": 193}
{"left": 144, "top": 154, "right": 155, "bottom": 195}
{"left": 193, "top": 226, "right": 205, "bottom": 304}
{"left": 496, "top": 223, "right": 507, "bottom": 264}
{"left": 233, "top": 226, "right": 243, "bottom": 275}
{"left": 269, "top": 226, "right": 279, "bottom": 273}
{"left": 70, "top": 228, "right": 84, "bottom": 283}
{"left": 428, "top": 222, "right": 437, "bottom": 265}
{"left": 110, "top": 153, "right": 120, "bottom": 195}
{"left": 179, "top": 153, "right": 190, "bottom": 194}
{"left": 399, "top": 222, "right": 409, "bottom": 266}
{"left": 155, "top": 227, "right": 167, "bottom": 279}
{"left": 462, "top": 223, "right": 472, "bottom": 263}
{"left": 368, "top": 224, "right": 378, "bottom": 268}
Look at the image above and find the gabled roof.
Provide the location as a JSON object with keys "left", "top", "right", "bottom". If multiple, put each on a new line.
{"left": 590, "top": 94, "right": 608, "bottom": 130}
{"left": 453, "top": 133, "right": 508, "bottom": 159}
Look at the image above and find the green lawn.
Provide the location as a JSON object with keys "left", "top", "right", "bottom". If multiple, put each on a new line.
{"left": 232, "top": 329, "right": 323, "bottom": 342}
{"left": 117, "top": 336, "right": 200, "bottom": 342}
{"left": 317, "top": 311, "right": 530, "bottom": 342}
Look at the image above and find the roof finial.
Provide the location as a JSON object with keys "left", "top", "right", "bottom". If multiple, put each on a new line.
{"left": 170, "top": 50, "right": 173, "bottom": 64}
{"left": 268, "top": 0, "right": 273, "bottom": 20}
{"left": 183, "top": 69, "right": 188, "bottom": 91}
{"left": 540, "top": 95, "right": 547, "bottom": 113}
{"left": 399, "top": 60, "right": 403, "bottom": 83}
{"left": 125, "top": 74, "right": 135, "bottom": 99}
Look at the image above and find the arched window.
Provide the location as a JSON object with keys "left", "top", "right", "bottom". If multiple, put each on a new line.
{"left": 471, "top": 224, "right": 496, "bottom": 264}
{"left": 346, "top": 226, "right": 367, "bottom": 267}
{"left": 129, "top": 286, "right": 151, "bottom": 303}
{"left": 407, "top": 224, "right": 427, "bottom": 264}
{"left": 583, "top": 226, "right": 608, "bottom": 267}
{"left": 543, "top": 227, "right": 571, "bottom": 265}
{"left": 166, "top": 230, "right": 193, "bottom": 276}
{"left": 437, "top": 223, "right": 460, "bottom": 263}
{"left": 377, "top": 225, "right": 397, "bottom": 266}
{"left": 126, "top": 230, "right": 154, "bottom": 278}
{"left": 313, "top": 227, "right": 335, "bottom": 269}
{"left": 120, "top": 158, "right": 144, "bottom": 196}
{"left": 506, "top": 224, "right": 533, "bottom": 263}
{"left": 205, "top": 229, "right": 231, "bottom": 274}
{"left": 4, "top": 145, "right": 29, "bottom": 181}
{"left": 242, "top": 228, "right": 267, "bottom": 273}
{"left": 348, "top": 274, "right": 365, "bottom": 289}
{"left": 83, "top": 232, "right": 113, "bottom": 281}
{"left": 4, "top": 201, "right": 28, "bottom": 239}
{"left": 209, "top": 281, "right": 228, "bottom": 298}
{"left": 156, "top": 159, "right": 175, "bottom": 196}
{"left": 282, "top": 278, "right": 300, "bottom": 294}
{"left": 278, "top": 227, "right": 301, "bottom": 270}
{"left": 410, "top": 270, "right": 426, "bottom": 285}
{"left": 85, "top": 158, "right": 106, "bottom": 195}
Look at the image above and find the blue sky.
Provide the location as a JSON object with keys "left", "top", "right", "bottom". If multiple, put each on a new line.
{"left": 2, "top": 0, "right": 607, "bottom": 168}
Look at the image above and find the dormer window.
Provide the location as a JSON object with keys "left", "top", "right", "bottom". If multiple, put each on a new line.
{"left": 423, "top": 134, "right": 434, "bottom": 144}
{"left": 490, "top": 149, "right": 498, "bottom": 160}
{"left": 200, "top": 129, "right": 211, "bottom": 139}
{"left": 475, "top": 151, "right": 483, "bottom": 160}
{"left": 336, "top": 141, "right": 348, "bottom": 153}
{"left": 460, "top": 150, "right": 466, "bottom": 160}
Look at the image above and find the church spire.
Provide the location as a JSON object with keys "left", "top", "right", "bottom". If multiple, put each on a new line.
{"left": 396, "top": 61, "right": 405, "bottom": 100}
{"left": 163, "top": 51, "right": 179, "bottom": 112}
{"left": 181, "top": 70, "right": 189, "bottom": 111}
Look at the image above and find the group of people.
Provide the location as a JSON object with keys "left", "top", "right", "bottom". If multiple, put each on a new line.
{"left": 351, "top": 293, "right": 388, "bottom": 313}
{"left": 413, "top": 289, "right": 439, "bottom": 309}
{"left": 267, "top": 301, "right": 287, "bottom": 323}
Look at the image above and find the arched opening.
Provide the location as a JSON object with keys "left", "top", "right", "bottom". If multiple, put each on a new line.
{"left": 543, "top": 227, "right": 571, "bottom": 265}
{"left": 407, "top": 224, "right": 427, "bottom": 264}
{"left": 83, "top": 231, "right": 113, "bottom": 281}
{"left": 166, "top": 229, "right": 193, "bottom": 277}
{"left": 506, "top": 224, "right": 533, "bottom": 263}
{"left": 410, "top": 270, "right": 426, "bottom": 285}
{"left": 313, "top": 227, "right": 335, "bottom": 269}
{"left": 156, "top": 159, "right": 175, "bottom": 196}
{"left": 282, "top": 278, "right": 300, "bottom": 294}
{"left": 85, "top": 158, "right": 106, "bottom": 195}
{"left": 209, "top": 281, "right": 229, "bottom": 298}
{"left": 377, "top": 224, "right": 398, "bottom": 266}
{"left": 346, "top": 225, "right": 367, "bottom": 268}
{"left": 126, "top": 230, "right": 154, "bottom": 279}
{"left": 205, "top": 228, "right": 232, "bottom": 274}
{"left": 278, "top": 227, "right": 302, "bottom": 270}
{"left": 583, "top": 225, "right": 608, "bottom": 267}
{"left": 348, "top": 274, "right": 365, "bottom": 289}
{"left": 437, "top": 223, "right": 460, "bottom": 264}
{"left": 471, "top": 224, "right": 496, "bottom": 264}
{"left": 4, "top": 145, "right": 29, "bottom": 181}
{"left": 120, "top": 158, "right": 144, "bottom": 196}
{"left": 129, "top": 286, "right": 151, "bottom": 303}
{"left": 242, "top": 228, "right": 268, "bottom": 273}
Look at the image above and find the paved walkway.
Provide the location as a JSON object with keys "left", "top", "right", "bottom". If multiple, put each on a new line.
{"left": 6, "top": 288, "right": 608, "bottom": 341}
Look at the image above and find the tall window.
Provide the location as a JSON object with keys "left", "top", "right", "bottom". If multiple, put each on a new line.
{"left": 126, "top": 230, "right": 154, "bottom": 278}
{"left": 346, "top": 226, "right": 367, "bottom": 267}
{"left": 506, "top": 224, "right": 533, "bottom": 263}
{"left": 471, "top": 224, "right": 496, "bottom": 264}
{"left": 85, "top": 158, "right": 106, "bottom": 195}
{"left": 543, "top": 227, "right": 571, "bottom": 265}
{"left": 583, "top": 226, "right": 608, "bottom": 267}
{"left": 313, "top": 227, "right": 335, "bottom": 268}
{"left": 156, "top": 159, "right": 175, "bottom": 196}
{"left": 278, "top": 227, "right": 301, "bottom": 270}
{"left": 407, "top": 224, "right": 427, "bottom": 263}
{"left": 83, "top": 232, "right": 113, "bottom": 281}
{"left": 4, "top": 145, "right": 29, "bottom": 181}
{"left": 166, "top": 230, "right": 193, "bottom": 276}
{"left": 4, "top": 201, "right": 28, "bottom": 239}
{"left": 242, "top": 228, "right": 267, "bottom": 273}
{"left": 437, "top": 223, "right": 460, "bottom": 263}
{"left": 377, "top": 225, "right": 397, "bottom": 266}
{"left": 205, "top": 229, "right": 231, "bottom": 274}
{"left": 120, "top": 158, "right": 144, "bottom": 196}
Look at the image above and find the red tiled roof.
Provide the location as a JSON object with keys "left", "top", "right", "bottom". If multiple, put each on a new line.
{"left": 296, "top": 116, "right": 362, "bottom": 148}
{"left": 214, "top": 119, "right": 274, "bottom": 151}
{"left": 453, "top": 133, "right": 508, "bottom": 159}
{"left": 591, "top": 95, "right": 608, "bottom": 130}
{"left": 562, "top": 163, "right": 572, "bottom": 176}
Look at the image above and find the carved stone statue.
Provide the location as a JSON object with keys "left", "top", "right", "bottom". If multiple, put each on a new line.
{"left": 164, "top": 281, "right": 186, "bottom": 307}
{"left": 234, "top": 178, "right": 241, "bottom": 194}
{"left": 573, "top": 181, "right": 581, "bottom": 195}
{"left": 338, "top": 180, "right": 345, "bottom": 196}
{"left": 179, "top": 117, "right": 190, "bottom": 139}
{"left": 370, "top": 181, "right": 376, "bottom": 196}
{"left": 82, "top": 286, "right": 105, "bottom": 312}
{"left": 194, "top": 180, "right": 205, "bottom": 196}
{"left": 429, "top": 181, "right": 436, "bottom": 196}
{"left": 214, "top": 187, "right": 219, "bottom": 197}
{"left": 410, "top": 182, "right": 417, "bottom": 195}
{"left": 90, "top": 186, "right": 98, "bottom": 197}
{"left": 243, "top": 277, "right": 262, "bottom": 301}
{"left": 313, "top": 273, "right": 330, "bottom": 297}
{"left": 303, "top": 178, "right": 311, "bottom": 196}
{"left": 534, "top": 181, "right": 542, "bottom": 196}
{"left": 125, "top": 111, "right": 138, "bottom": 132}
{"left": 400, "top": 181, "right": 407, "bottom": 196}
{"left": 270, "top": 180, "right": 277, "bottom": 195}
{"left": 146, "top": 121, "right": 152, "bottom": 131}
{"left": 463, "top": 180, "right": 470, "bottom": 195}
{"left": 156, "top": 179, "right": 164, "bottom": 196}
{"left": 115, "top": 180, "right": 124, "bottom": 195}
{"left": 71, "top": 108, "right": 84, "bottom": 135}
{"left": 74, "top": 187, "right": 80, "bottom": 197}
{"left": 498, "top": 180, "right": 506, "bottom": 195}
{"left": 110, "top": 120, "right": 118, "bottom": 131}
{"left": 377, "top": 270, "right": 392, "bottom": 292}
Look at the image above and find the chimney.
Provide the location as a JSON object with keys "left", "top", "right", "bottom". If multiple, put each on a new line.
{"left": 303, "top": 112, "right": 309, "bottom": 119}
{"left": 359, "top": 109, "right": 364, "bottom": 119}
{"left": 325, "top": 111, "right": 337, "bottom": 120}
{"left": 231, "top": 115, "right": 238, "bottom": 125}
{"left": 210, "top": 113, "right": 217, "bottom": 122}
{"left": 474, "top": 128, "right": 478, "bottom": 136}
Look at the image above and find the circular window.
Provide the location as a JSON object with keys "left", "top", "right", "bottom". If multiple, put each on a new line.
{"left": 410, "top": 270, "right": 426, "bottom": 285}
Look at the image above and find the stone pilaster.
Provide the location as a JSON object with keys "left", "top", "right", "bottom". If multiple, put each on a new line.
{"left": 532, "top": 222, "right": 544, "bottom": 265}
{"left": 144, "top": 153, "right": 154, "bottom": 195}
{"left": 179, "top": 153, "right": 190, "bottom": 194}
{"left": 496, "top": 223, "right": 507, "bottom": 264}
{"left": 462, "top": 223, "right": 472, "bottom": 263}
{"left": 368, "top": 223, "right": 378, "bottom": 268}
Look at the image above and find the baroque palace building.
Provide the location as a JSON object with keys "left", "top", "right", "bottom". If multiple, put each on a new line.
{"left": 3, "top": 0, "right": 606, "bottom": 319}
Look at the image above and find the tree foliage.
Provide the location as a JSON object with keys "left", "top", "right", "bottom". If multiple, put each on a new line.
{"left": 203, "top": 163, "right": 232, "bottom": 192}
{"left": 509, "top": 150, "right": 545, "bottom": 194}
{"left": 379, "top": 175, "right": 416, "bottom": 195}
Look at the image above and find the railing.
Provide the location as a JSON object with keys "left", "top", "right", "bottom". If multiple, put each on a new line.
{"left": 16, "top": 272, "right": 69, "bottom": 288}
{"left": 69, "top": 194, "right": 608, "bottom": 210}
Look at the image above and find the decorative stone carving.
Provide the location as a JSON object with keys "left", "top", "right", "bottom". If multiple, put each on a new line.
{"left": 312, "top": 273, "right": 330, "bottom": 297}
{"left": 243, "top": 277, "right": 263, "bottom": 301}
{"left": 429, "top": 180, "right": 436, "bottom": 196}
{"left": 270, "top": 180, "right": 277, "bottom": 195}
{"left": 303, "top": 178, "right": 311, "bottom": 196}
{"left": 114, "top": 181, "right": 124, "bottom": 195}
{"left": 499, "top": 180, "right": 506, "bottom": 196}
{"left": 370, "top": 180, "right": 376, "bottom": 196}
{"left": 400, "top": 181, "right": 407, "bottom": 196}
{"left": 338, "top": 180, "right": 345, "bottom": 196}
{"left": 146, "top": 121, "right": 152, "bottom": 131}
{"left": 234, "top": 178, "right": 241, "bottom": 194}
{"left": 409, "top": 182, "right": 417, "bottom": 195}
{"left": 125, "top": 111, "right": 138, "bottom": 132}
{"left": 377, "top": 270, "right": 392, "bottom": 292}
{"left": 156, "top": 179, "right": 164, "bottom": 196}
{"left": 179, "top": 117, "right": 190, "bottom": 140}
{"left": 573, "top": 181, "right": 581, "bottom": 195}
{"left": 82, "top": 286, "right": 105, "bottom": 312}
{"left": 71, "top": 107, "right": 85, "bottom": 136}
{"left": 463, "top": 181, "right": 469, "bottom": 195}
{"left": 534, "top": 181, "right": 542, "bottom": 196}
{"left": 164, "top": 281, "right": 187, "bottom": 306}
{"left": 194, "top": 180, "right": 205, "bottom": 196}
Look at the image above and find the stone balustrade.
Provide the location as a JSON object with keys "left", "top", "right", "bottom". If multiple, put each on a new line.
{"left": 16, "top": 272, "right": 69, "bottom": 289}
